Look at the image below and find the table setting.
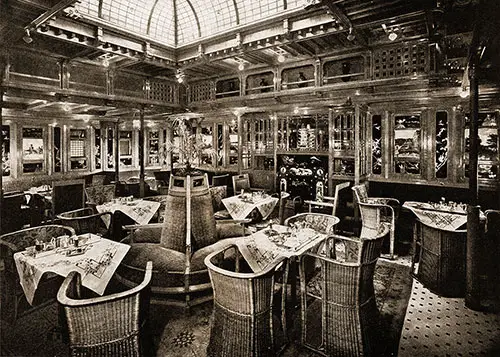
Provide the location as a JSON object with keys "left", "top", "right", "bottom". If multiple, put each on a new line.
{"left": 14, "top": 233, "right": 130, "bottom": 304}
{"left": 222, "top": 191, "right": 279, "bottom": 221}
{"left": 96, "top": 196, "right": 161, "bottom": 227}
{"left": 237, "top": 223, "right": 327, "bottom": 273}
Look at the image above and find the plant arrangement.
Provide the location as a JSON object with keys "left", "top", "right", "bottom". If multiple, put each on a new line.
{"left": 163, "top": 115, "right": 218, "bottom": 176}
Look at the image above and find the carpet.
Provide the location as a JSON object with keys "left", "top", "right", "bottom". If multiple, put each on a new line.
{"left": 1, "top": 259, "right": 412, "bottom": 357}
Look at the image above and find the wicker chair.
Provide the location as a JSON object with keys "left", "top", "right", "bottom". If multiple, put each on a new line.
{"left": 143, "top": 195, "right": 169, "bottom": 223}
{"left": 84, "top": 184, "right": 116, "bottom": 211}
{"left": 304, "top": 181, "right": 350, "bottom": 217}
{"left": 57, "top": 261, "right": 153, "bottom": 357}
{"left": 115, "top": 174, "right": 250, "bottom": 309}
{"left": 352, "top": 183, "right": 400, "bottom": 259}
{"left": 205, "top": 244, "right": 284, "bottom": 357}
{"left": 56, "top": 207, "right": 112, "bottom": 238}
{"left": 0, "top": 225, "right": 76, "bottom": 322}
{"left": 299, "top": 224, "right": 390, "bottom": 356}
{"left": 209, "top": 185, "right": 232, "bottom": 220}
{"left": 412, "top": 219, "right": 467, "bottom": 297}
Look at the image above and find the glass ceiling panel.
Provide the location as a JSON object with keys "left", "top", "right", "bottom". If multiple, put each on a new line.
{"left": 76, "top": 0, "right": 305, "bottom": 47}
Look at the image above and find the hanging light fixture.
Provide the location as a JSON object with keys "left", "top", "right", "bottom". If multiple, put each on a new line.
{"left": 346, "top": 27, "right": 355, "bottom": 41}
{"left": 23, "top": 28, "right": 33, "bottom": 44}
{"left": 388, "top": 31, "right": 398, "bottom": 41}
{"left": 176, "top": 69, "right": 185, "bottom": 83}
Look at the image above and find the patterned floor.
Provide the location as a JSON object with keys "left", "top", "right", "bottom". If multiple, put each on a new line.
{"left": 1, "top": 259, "right": 412, "bottom": 357}
{"left": 398, "top": 280, "right": 500, "bottom": 356}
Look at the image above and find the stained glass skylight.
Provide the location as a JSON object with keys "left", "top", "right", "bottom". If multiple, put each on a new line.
{"left": 75, "top": 0, "right": 305, "bottom": 47}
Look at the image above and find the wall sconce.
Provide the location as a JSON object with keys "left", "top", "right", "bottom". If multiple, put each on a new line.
{"left": 275, "top": 47, "right": 287, "bottom": 63}
{"left": 176, "top": 69, "right": 185, "bottom": 83}
{"left": 388, "top": 31, "right": 398, "bottom": 41}
{"left": 346, "top": 27, "right": 355, "bottom": 41}
{"left": 23, "top": 28, "right": 33, "bottom": 44}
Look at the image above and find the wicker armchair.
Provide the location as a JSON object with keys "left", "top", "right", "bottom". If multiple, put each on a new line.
{"left": 352, "top": 183, "right": 400, "bottom": 259}
{"left": 56, "top": 207, "right": 112, "bottom": 238}
{"left": 205, "top": 244, "right": 284, "bottom": 357}
{"left": 304, "top": 181, "right": 350, "bottom": 217}
{"left": 0, "top": 225, "right": 76, "bottom": 322}
{"left": 143, "top": 195, "right": 169, "bottom": 223}
{"left": 209, "top": 185, "right": 231, "bottom": 220}
{"left": 84, "top": 184, "right": 116, "bottom": 211}
{"left": 57, "top": 261, "right": 153, "bottom": 357}
{"left": 299, "top": 224, "right": 390, "bottom": 356}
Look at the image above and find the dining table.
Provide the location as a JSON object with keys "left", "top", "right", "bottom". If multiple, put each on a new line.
{"left": 236, "top": 223, "right": 334, "bottom": 273}
{"left": 222, "top": 192, "right": 279, "bottom": 221}
{"left": 403, "top": 201, "right": 485, "bottom": 230}
{"left": 96, "top": 197, "right": 161, "bottom": 228}
{"left": 13, "top": 233, "right": 130, "bottom": 305}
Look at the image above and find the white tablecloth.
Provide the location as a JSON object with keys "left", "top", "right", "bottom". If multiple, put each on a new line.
{"left": 403, "top": 201, "right": 476, "bottom": 230}
{"left": 222, "top": 194, "right": 279, "bottom": 221}
{"left": 237, "top": 224, "right": 328, "bottom": 272}
{"left": 13, "top": 234, "right": 130, "bottom": 304}
{"left": 96, "top": 199, "right": 161, "bottom": 227}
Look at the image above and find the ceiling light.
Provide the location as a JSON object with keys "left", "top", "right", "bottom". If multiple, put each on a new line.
{"left": 102, "top": 58, "right": 110, "bottom": 68}
{"left": 277, "top": 53, "right": 286, "bottom": 63}
{"left": 23, "top": 29, "right": 33, "bottom": 44}
{"left": 176, "top": 69, "right": 185, "bottom": 83}
{"left": 238, "top": 62, "right": 245, "bottom": 71}
{"left": 388, "top": 31, "right": 398, "bottom": 41}
{"left": 346, "top": 27, "right": 355, "bottom": 41}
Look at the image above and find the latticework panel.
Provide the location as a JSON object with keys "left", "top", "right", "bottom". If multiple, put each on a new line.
{"left": 373, "top": 43, "right": 428, "bottom": 79}
{"left": 188, "top": 81, "right": 215, "bottom": 102}
{"left": 148, "top": 81, "right": 177, "bottom": 103}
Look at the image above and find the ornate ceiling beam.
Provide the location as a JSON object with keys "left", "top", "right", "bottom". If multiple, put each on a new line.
{"left": 24, "top": 0, "right": 79, "bottom": 31}
{"left": 321, "top": 0, "right": 368, "bottom": 47}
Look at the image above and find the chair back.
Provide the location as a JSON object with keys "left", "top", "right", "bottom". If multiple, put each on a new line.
{"left": 332, "top": 181, "right": 351, "bottom": 216}
{"left": 212, "top": 174, "right": 229, "bottom": 187}
{"left": 209, "top": 185, "right": 227, "bottom": 213}
{"left": 57, "top": 261, "right": 153, "bottom": 357}
{"left": 352, "top": 183, "right": 369, "bottom": 204}
{"left": 204, "top": 245, "right": 278, "bottom": 357}
{"left": 0, "top": 224, "right": 76, "bottom": 252}
{"left": 56, "top": 207, "right": 111, "bottom": 236}
{"left": 52, "top": 179, "right": 86, "bottom": 216}
{"left": 85, "top": 184, "right": 116, "bottom": 206}
{"left": 232, "top": 173, "right": 251, "bottom": 195}
{"left": 1, "top": 192, "right": 25, "bottom": 234}
{"left": 284, "top": 213, "right": 340, "bottom": 236}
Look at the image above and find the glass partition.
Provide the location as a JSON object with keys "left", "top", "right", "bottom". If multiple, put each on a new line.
{"left": 54, "top": 127, "right": 62, "bottom": 172}
{"left": 435, "top": 111, "right": 448, "bottom": 178}
{"left": 148, "top": 130, "right": 160, "bottom": 166}
{"left": 394, "top": 114, "right": 421, "bottom": 175}
{"left": 464, "top": 112, "right": 498, "bottom": 180}
{"left": 94, "top": 128, "right": 101, "bottom": 170}
{"left": 199, "top": 125, "right": 214, "bottom": 166}
{"left": 372, "top": 115, "right": 382, "bottom": 175}
{"left": 2, "top": 125, "right": 10, "bottom": 177}
{"left": 22, "top": 127, "right": 44, "bottom": 173}
{"left": 107, "top": 128, "right": 114, "bottom": 169}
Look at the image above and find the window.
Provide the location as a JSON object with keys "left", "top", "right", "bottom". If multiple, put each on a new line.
{"left": 148, "top": 130, "right": 159, "bottom": 166}
{"left": 372, "top": 115, "right": 382, "bottom": 175}
{"left": 94, "top": 129, "right": 101, "bottom": 170}
{"left": 22, "top": 127, "right": 44, "bottom": 173}
{"left": 70, "top": 129, "right": 88, "bottom": 170}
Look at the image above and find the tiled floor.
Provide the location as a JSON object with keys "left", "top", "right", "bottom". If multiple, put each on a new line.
{"left": 398, "top": 280, "right": 500, "bottom": 356}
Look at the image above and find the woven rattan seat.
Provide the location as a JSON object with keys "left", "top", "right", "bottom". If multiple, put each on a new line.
{"left": 299, "top": 224, "right": 390, "bottom": 356}
{"left": 352, "top": 184, "right": 400, "bottom": 259}
{"left": 0, "top": 225, "right": 76, "bottom": 322}
{"left": 205, "top": 244, "right": 284, "bottom": 357}
{"left": 84, "top": 184, "right": 116, "bottom": 211}
{"left": 57, "top": 261, "right": 153, "bottom": 357}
